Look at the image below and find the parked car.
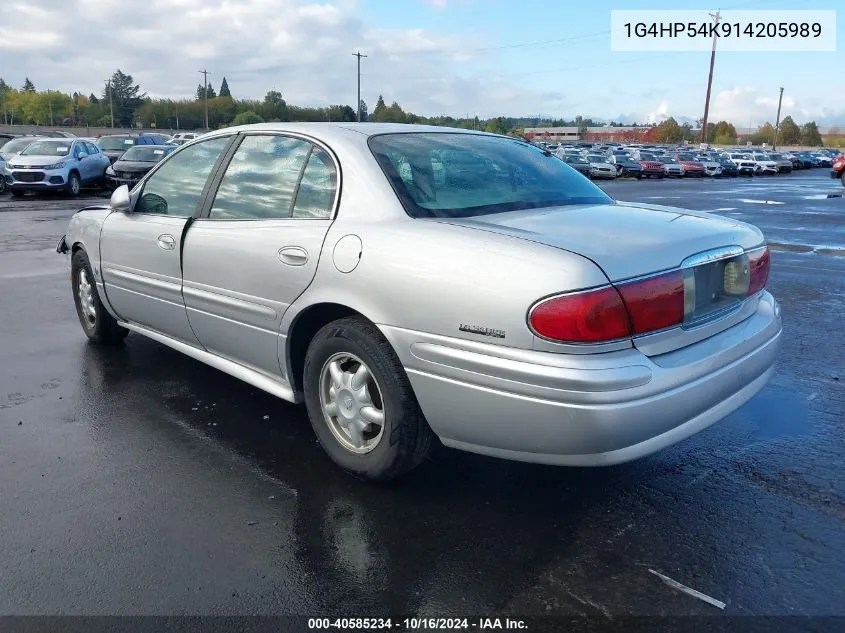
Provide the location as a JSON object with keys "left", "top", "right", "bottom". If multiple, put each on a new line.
{"left": 96, "top": 134, "right": 171, "bottom": 163}
{"left": 584, "top": 154, "right": 617, "bottom": 179}
{"left": 635, "top": 153, "right": 665, "bottom": 179}
{"left": 832, "top": 154, "right": 845, "bottom": 187}
{"left": 105, "top": 144, "right": 176, "bottom": 189}
{"left": 56, "top": 123, "right": 781, "bottom": 480}
{"left": 750, "top": 153, "right": 779, "bottom": 175}
{"left": 674, "top": 153, "right": 705, "bottom": 177}
{"left": 767, "top": 153, "right": 793, "bottom": 174}
{"left": 657, "top": 156, "right": 684, "bottom": 177}
{"left": 809, "top": 152, "right": 832, "bottom": 168}
{"left": 6, "top": 138, "right": 110, "bottom": 196}
{"left": 608, "top": 154, "right": 644, "bottom": 178}
{"left": 695, "top": 155, "right": 723, "bottom": 177}
{"left": 0, "top": 133, "right": 17, "bottom": 149}
{"left": 559, "top": 154, "right": 592, "bottom": 178}
{"left": 714, "top": 156, "right": 738, "bottom": 177}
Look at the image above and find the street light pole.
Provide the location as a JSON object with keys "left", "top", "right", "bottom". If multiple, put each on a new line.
{"left": 699, "top": 10, "right": 722, "bottom": 146}
{"left": 353, "top": 51, "right": 367, "bottom": 122}
{"left": 198, "top": 69, "right": 209, "bottom": 130}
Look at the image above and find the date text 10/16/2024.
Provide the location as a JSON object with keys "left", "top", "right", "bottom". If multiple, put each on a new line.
{"left": 308, "top": 617, "right": 528, "bottom": 630}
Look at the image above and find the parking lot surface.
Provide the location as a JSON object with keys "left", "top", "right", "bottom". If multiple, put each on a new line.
{"left": 1, "top": 170, "right": 843, "bottom": 622}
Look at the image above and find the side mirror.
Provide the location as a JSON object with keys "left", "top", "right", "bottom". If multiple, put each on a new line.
{"left": 110, "top": 185, "right": 131, "bottom": 213}
{"left": 77, "top": 152, "right": 88, "bottom": 159}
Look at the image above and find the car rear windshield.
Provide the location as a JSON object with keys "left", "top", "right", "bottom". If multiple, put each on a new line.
{"left": 120, "top": 146, "right": 169, "bottom": 162}
{"left": 21, "top": 140, "right": 71, "bottom": 156}
{"left": 97, "top": 137, "right": 135, "bottom": 150}
{"left": 368, "top": 133, "right": 612, "bottom": 219}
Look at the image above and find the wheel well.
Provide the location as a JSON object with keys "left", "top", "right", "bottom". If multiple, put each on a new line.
{"left": 71, "top": 242, "right": 84, "bottom": 254}
{"left": 286, "top": 302, "right": 365, "bottom": 393}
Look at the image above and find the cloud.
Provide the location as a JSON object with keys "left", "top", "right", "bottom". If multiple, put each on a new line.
{"left": 0, "top": 0, "right": 576, "bottom": 118}
{"left": 710, "top": 86, "right": 845, "bottom": 126}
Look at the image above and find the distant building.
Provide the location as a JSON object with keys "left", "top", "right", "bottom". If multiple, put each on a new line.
{"left": 523, "top": 126, "right": 653, "bottom": 143}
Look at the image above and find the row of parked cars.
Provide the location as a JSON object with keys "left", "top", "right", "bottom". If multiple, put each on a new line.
{"left": 538, "top": 141, "right": 843, "bottom": 181}
{"left": 0, "top": 131, "right": 204, "bottom": 196}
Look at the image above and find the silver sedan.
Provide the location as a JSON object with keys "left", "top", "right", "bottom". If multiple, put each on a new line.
{"left": 57, "top": 123, "right": 782, "bottom": 480}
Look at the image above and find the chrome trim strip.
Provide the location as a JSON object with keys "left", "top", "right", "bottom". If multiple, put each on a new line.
{"left": 119, "top": 321, "right": 300, "bottom": 404}
{"left": 681, "top": 245, "right": 744, "bottom": 269}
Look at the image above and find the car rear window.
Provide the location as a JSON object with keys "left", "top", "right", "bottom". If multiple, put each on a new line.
{"left": 368, "top": 133, "right": 611, "bottom": 219}
{"left": 97, "top": 137, "right": 134, "bottom": 150}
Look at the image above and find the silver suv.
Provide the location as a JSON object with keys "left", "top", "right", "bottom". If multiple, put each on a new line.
{"left": 7, "top": 138, "right": 111, "bottom": 197}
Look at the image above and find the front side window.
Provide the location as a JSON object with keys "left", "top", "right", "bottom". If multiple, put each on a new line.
{"left": 209, "top": 135, "right": 311, "bottom": 220}
{"left": 369, "top": 133, "right": 611, "bottom": 219}
{"left": 135, "top": 136, "right": 230, "bottom": 217}
{"left": 84, "top": 142, "right": 100, "bottom": 155}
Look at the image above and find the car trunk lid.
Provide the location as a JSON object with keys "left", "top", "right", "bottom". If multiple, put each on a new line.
{"left": 439, "top": 202, "right": 766, "bottom": 354}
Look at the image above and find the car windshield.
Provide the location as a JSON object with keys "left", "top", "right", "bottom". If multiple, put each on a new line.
{"left": 0, "top": 138, "right": 39, "bottom": 155}
{"left": 769, "top": 153, "right": 783, "bottom": 160}
{"left": 640, "top": 154, "right": 656, "bottom": 161}
{"left": 587, "top": 155, "right": 605, "bottom": 162}
{"left": 97, "top": 137, "right": 135, "bottom": 150}
{"left": 677, "top": 154, "right": 696, "bottom": 161}
{"left": 566, "top": 156, "right": 588, "bottom": 164}
{"left": 368, "top": 133, "right": 612, "bottom": 219}
{"left": 120, "top": 146, "right": 170, "bottom": 162}
{"left": 21, "top": 140, "right": 71, "bottom": 156}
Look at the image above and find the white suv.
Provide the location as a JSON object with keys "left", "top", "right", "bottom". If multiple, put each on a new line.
{"left": 6, "top": 139, "right": 111, "bottom": 197}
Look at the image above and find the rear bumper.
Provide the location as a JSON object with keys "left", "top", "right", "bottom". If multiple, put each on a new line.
{"left": 382, "top": 292, "right": 781, "bottom": 466}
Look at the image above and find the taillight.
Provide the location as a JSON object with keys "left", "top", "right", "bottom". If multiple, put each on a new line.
{"left": 529, "top": 286, "right": 631, "bottom": 343}
{"left": 617, "top": 270, "right": 685, "bottom": 335}
{"left": 748, "top": 246, "right": 770, "bottom": 295}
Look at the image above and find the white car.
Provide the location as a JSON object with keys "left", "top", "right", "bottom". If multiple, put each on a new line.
{"left": 750, "top": 153, "right": 779, "bottom": 175}
{"left": 696, "top": 155, "right": 723, "bottom": 177}
{"left": 584, "top": 154, "right": 618, "bottom": 179}
{"left": 658, "top": 157, "right": 685, "bottom": 177}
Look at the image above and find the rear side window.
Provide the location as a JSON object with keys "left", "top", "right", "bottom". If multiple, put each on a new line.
{"left": 208, "top": 135, "right": 311, "bottom": 220}
{"left": 291, "top": 148, "right": 338, "bottom": 219}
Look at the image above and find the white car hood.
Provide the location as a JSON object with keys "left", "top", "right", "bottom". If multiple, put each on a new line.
{"left": 8, "top": 154, "right": 69, "bottom": 168}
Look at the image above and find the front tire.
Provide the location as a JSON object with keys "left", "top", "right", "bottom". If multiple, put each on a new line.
{"left": 0, "top": 177, "right": 6, "bottom": 194}
{"left": 303, "top": 317, "right": 433, "bottom": 481}
{"left": 66, "top": 172, "right": 81, "bottom": 197}
{"left": 71, "top": 250, "right": 129, "bottom": 344}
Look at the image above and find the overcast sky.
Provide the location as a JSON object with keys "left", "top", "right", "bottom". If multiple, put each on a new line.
{"left": 0, "top": 0, "right": 842, "bottom": 125}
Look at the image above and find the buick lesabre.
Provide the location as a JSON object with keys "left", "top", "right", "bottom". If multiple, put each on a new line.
{"left": 58, "top": 123, "right": 782, "bottom": 480}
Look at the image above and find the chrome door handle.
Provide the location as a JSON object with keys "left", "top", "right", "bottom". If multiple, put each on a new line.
{"left": 157, "top": 234, "right": 176, "bottom": 250}
{"left": 278, "top": 246, "right": 308, "bottom": 266}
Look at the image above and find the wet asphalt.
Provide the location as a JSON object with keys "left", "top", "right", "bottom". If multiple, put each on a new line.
{"left": 0, "top": 170, "right": 843, "bottom": 625}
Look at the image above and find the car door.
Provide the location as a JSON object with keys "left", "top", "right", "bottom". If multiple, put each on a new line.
{"left": 69, "top": 142, "right": 90, "bottom": 181}
{"left": 99, "top": 135, "right": 233, "bottom": 345}
{"left": 84, "top": 142, "right": 108, "bottom": 180}
{"left": 181, "top": 133, "right": 338, "bottom": 379}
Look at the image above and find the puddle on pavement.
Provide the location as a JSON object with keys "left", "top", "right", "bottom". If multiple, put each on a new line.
{"left": 745, "top": 387, "right": 815, "bottom": 442}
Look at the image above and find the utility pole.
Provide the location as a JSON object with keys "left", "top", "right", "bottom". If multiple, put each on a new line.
{"left": 772, "top": 86, "right": 784, "bottom": 150}
{"left": 198, "top": 69, "right": 209, "bottom": 130}
{"left": 352, "top": 51, "right": 367, "bottom": 122}
{"left": 699, "top": 10, "right": 722, "bottom": 146}
{"left": 105, "top": 79, "right": 114, "bottom": 129}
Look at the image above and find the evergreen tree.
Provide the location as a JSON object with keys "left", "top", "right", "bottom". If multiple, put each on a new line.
{"left": 22, "top": 77, "right": 36, "bottom": 92}
{"left": 219, "top": 77, "right": 231, "bottom": 98}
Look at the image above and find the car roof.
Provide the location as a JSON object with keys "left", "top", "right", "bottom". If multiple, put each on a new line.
{"left": 202, "top": 122, "right": 495, "bottom": 145}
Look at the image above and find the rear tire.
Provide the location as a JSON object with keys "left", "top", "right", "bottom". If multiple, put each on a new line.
{"left": 303, "top": 317, "right": 434, "bottom": 481}
{"left": 71, "top": 250, "right": 129, "bottom": 344}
